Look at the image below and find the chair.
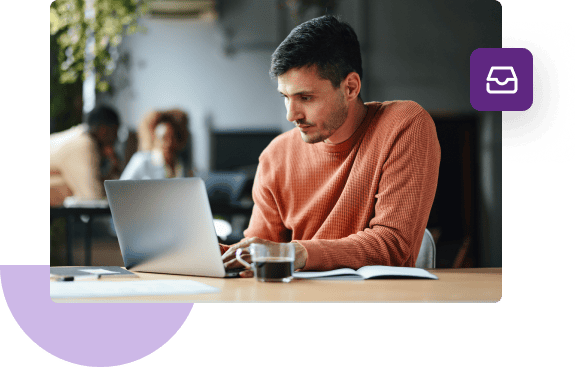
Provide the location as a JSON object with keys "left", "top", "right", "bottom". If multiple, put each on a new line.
{"left": 415, "top": 228, "right": 436, "bottom": 269}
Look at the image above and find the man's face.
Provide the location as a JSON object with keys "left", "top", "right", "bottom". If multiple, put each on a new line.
{"left": 97, "top": 124, "right": 119, "bottom": 147}
{"left": 278, "top": 66, "right": 348, "bottom": 144}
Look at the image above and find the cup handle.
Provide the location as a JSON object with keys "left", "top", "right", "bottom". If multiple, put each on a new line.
{"left": 235, "top": 249, "right": 252, "bottom": 269}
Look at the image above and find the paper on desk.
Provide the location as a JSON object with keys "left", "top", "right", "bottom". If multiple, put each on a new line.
{"left": 50, "top": 280, "right": 220, "bottom": 299}
{"left": 63, "top": 197, "right": 109, "bottom": 208}
{"left": 79, "top": 269, "right": 119, "bottom": 275}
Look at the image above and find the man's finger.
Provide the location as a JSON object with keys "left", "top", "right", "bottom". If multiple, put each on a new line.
{"left": 223, "top": 254, "right": 252, "bottom": 270}
{"left": 222, "top": 241, "right": 252, "bottom": 262}
{"left": 239, "top": 270, "right": 254, "bottom": 278}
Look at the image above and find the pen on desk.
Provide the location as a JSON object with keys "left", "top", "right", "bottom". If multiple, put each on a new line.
{"left": 53, "top": 274, "right": 101, "bottom": 282}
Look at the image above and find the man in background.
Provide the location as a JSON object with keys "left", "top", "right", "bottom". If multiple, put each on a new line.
{"left": 50, "top": 105, "right": 120, "bottom": 206}
{"left": 222, "top": 15, "right": 441, "bottom": 275}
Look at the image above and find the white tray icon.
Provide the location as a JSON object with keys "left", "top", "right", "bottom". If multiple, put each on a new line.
{"left": 486, "top": 66, "right": 518, "bottom": 94}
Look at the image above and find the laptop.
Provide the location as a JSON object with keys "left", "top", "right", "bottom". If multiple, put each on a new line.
{"left": 104, "top": 178, "right": 242, "bottom": 278}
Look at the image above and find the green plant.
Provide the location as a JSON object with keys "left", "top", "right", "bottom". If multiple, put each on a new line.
{"left": 50, "top": 0, "right": 148, "bottom": 93}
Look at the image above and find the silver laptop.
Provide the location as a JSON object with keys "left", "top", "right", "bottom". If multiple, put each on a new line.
{"left": 104, "top": 178, "right": 241, "bottom": 278}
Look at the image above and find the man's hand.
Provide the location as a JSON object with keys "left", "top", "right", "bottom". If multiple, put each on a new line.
{"left": 221, "top": 237, "right": 308, "bottom": 278}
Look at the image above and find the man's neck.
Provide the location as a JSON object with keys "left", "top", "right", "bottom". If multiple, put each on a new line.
{"left": 323, "top": 99, "right": 368, "bottom": 145}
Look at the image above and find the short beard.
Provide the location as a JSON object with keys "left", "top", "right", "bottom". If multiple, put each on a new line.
{"left": 300, "top": 96, "right": 348, "bottom": 144}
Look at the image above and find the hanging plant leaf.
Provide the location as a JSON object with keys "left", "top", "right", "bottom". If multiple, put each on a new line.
{"left": 50, "top": 0, "right": 149, "bottom": 87}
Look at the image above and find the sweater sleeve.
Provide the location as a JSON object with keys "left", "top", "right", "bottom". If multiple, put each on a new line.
{"left": 244, "top": 164, "right": 292, "bottom": 243}
{"left": 298, "top": 110, "right": 441, "bottom": 270}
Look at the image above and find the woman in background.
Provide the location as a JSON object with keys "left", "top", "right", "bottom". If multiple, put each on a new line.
{"left": 121, "top": 109, "right": 190, "bottom": 180}
{"left": 117, "top": 108, "right": 233, "bottom": 241}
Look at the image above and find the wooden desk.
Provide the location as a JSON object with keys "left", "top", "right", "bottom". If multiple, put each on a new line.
{"left": 52, "top": 268, "right": 501, "bottom": 302}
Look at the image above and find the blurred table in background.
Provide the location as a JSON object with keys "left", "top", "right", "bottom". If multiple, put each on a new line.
{"left": 50, "top": 200, "right": 253, "bottom": 265}
{"left": 50, "top": 205, "right": 111, "bottom": 266}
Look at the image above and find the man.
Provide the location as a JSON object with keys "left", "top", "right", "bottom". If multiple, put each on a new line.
{"left": 50, "top": 105, "right": 121, "bottom": 206}
{"left": 222, "top": 15, "right": 440, "bottom": 276}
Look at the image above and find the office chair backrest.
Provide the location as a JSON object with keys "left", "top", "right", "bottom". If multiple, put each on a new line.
{"left": 415, "top": 228, "right": 436, "bottom": 269}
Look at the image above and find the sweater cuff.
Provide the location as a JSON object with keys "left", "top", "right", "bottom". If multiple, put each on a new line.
{"left": 297, "top": 240, "right": 324, "bottom": 271}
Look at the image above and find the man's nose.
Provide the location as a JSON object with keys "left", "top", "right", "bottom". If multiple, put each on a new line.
{"left": 286, "top": 100, "right": 304, "bottom": 122}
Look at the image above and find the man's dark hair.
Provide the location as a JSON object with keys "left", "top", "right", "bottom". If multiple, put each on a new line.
{"left": 86, "top": 105, "right": 120, "bottom": 130}
{"left": 270, "top": 15, "right": 362, "bottom": 88}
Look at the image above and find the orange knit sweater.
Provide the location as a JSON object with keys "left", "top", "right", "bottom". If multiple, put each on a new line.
{"left": 243, "top": 101, "right": 441, "bottom": 271}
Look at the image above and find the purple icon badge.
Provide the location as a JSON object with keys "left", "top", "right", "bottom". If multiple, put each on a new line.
{"left": 470, "top": 48, "right": 533, "bottom": 111}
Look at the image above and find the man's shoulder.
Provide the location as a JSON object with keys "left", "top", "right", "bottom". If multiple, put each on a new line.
{"left": 51, "top": 124, "right": 97, "bottom": 152}
{"left": 369, "top": 100, "right": 432, "bottom": 130}
{"left": 254, "top": 129, "right": 305, "bottom": 184}
{"left": 260, "top": 128, "right": 301, "bottom": 160}
{"left": 371, "top": 100, "right": 428, "bottom": 120}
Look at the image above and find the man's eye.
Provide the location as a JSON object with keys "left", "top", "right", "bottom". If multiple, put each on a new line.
{"left": 301, "top": 96, "right": 312, "bottom": 101}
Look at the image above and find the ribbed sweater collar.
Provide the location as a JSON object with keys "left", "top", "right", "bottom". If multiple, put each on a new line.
{"left": 316, "top": 102, "right": 379, "bottom": 154}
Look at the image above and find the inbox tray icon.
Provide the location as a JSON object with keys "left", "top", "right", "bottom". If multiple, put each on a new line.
{"left": 486, "top": 66, "right": 518, "bottom": 94}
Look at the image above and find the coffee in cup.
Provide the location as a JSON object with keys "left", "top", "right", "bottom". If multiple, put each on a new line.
{"left": 236, "top": 242, "right": 295, "bottom": 282}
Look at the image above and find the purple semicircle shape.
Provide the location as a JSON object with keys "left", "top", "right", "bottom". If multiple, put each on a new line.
{"left": 0, "top": 265, "right": 193, "bottom": 367}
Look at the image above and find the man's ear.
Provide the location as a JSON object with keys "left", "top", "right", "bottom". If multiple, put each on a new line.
{"left": 342, "top": 72, "right": 362, "bottom": 101}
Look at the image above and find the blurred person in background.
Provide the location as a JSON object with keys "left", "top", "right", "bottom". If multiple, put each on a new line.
{"left": 120, "top": 109, "right": 190, "bottom": 180}
{"left": 50, "top": 105, "right": 121, "bottom": 206}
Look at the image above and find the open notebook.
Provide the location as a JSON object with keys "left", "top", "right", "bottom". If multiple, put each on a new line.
{"left": 293, "top": 265, "right": 438, "bottom": 280}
